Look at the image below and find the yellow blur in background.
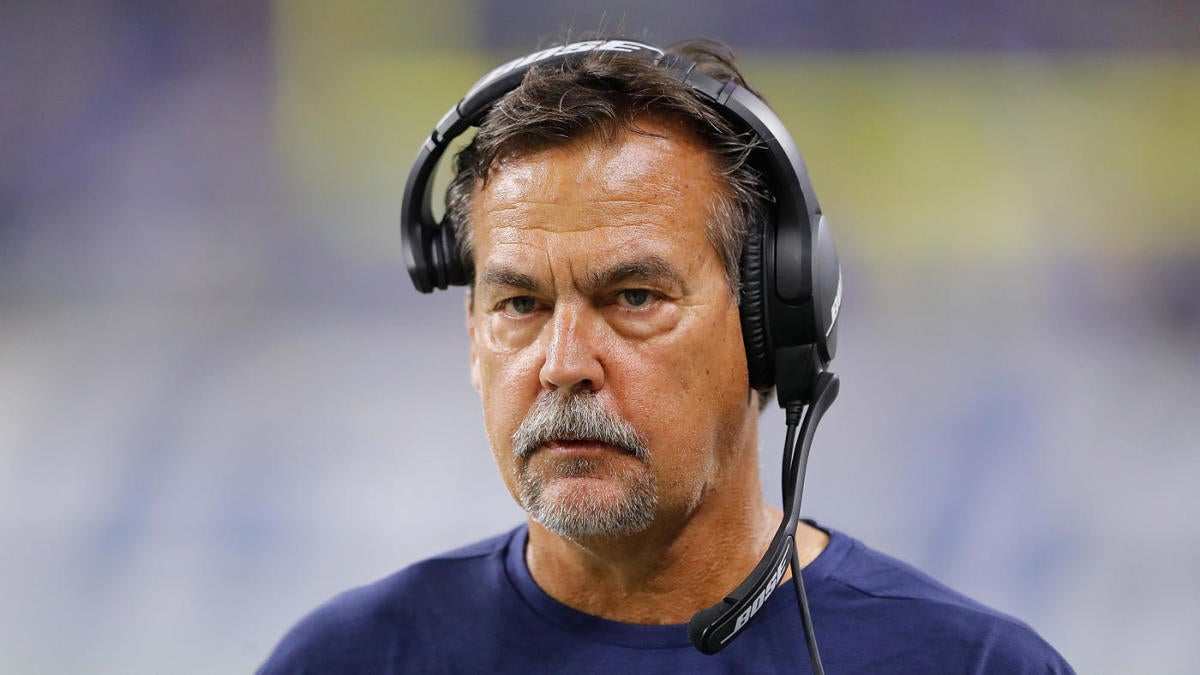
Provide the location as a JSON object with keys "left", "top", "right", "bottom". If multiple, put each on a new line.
{"left": 275, "top": 3, "right": 1200, "bottom": 264}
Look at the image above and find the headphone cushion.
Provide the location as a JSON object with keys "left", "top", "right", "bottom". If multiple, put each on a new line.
{"left": 739, "top": 223, "right": 772, "bottom": 391}
{"left": 434, "top": 224, "right": 467, "bottom": 289}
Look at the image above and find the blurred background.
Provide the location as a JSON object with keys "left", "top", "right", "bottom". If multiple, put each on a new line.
{"left": 2, "top": 1, "right": 1198, "bottom": 672}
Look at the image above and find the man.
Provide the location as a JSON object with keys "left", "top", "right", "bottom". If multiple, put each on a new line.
{"left": 259, "top": 39, "right": 1074, "bottom": 673}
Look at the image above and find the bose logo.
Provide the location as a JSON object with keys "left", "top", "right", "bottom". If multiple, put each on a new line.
{"left": 728, "top": 552, "right": 791, "bottom": 638}
{"left": 826, "top": 269, "right": 842, "bottom": 337}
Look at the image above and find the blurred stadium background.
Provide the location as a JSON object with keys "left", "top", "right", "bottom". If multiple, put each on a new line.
{"left": 2, "top": 1, "right": 1198, "bottom": 672}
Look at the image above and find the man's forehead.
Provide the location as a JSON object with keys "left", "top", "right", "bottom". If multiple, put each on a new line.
{"left": 471, "top": 183, "right": 701, "bottom": 282}
{"left": 481, "top": 148, "right": 692, "bottom": 208}
{"left": 481, "top": 115, "right": 717, "bottom": 193}
{"left": 467, "top": 118, "right": 726, "bottom": 292}
{"left": 472, "top": 128, "right": 719, "bottom": 233}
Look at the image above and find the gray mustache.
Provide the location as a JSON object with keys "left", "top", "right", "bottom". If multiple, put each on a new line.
{"left": 511, "top": 391, "right": 649, "bottom": 460}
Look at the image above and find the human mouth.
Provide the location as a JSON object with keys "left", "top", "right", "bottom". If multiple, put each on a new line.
{"left": 543, "top": 439, "right": 630, "bottom": 458}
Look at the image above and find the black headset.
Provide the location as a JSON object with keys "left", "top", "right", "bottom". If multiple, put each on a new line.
{"left": 401, "top": 38, "right": 841, "bottom": 408}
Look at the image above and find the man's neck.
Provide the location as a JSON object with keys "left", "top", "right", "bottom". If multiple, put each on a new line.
{"left": 524, "top": 492, "right": 829, "bottom": 625}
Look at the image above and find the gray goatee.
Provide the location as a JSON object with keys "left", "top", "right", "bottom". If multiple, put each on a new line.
{"left": 510, "top": 390, "right": 656, "bottom": 540}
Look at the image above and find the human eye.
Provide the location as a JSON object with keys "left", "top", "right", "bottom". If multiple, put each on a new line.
{"left": 496, "top": 295, "right": 540, "bottom": 316}
{"left": 615, "top": 288, "right": 658, "bottom": 309}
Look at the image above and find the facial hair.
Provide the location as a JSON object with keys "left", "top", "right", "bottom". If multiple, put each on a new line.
{"left": 510, "top": 390, "right": 657, "bottom": 540}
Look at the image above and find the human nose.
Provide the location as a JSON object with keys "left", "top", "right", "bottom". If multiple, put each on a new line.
{"left": 538, "top": 302, "right": 605, "bottom": 394}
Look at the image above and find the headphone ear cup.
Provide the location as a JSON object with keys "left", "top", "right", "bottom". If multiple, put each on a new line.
{"left": 434, "top": 223, "right": 468, "bottom": 288}
{"left": 739, "top": 223, "right": 773, "bottom": 392}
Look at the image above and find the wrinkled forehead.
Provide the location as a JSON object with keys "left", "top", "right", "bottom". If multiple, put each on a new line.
{"left": 469, "top": 120, "right": 727, "bottom": 285}
{"left": 473, "top": 120, "right": 722, "bottom": 230}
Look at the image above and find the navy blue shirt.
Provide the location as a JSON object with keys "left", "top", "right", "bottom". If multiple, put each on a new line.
{"left": 259, "top": 524, "right": 1074, "bottom": 673}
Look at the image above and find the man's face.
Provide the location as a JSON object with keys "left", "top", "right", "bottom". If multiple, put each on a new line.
{"left": 468, "top": 116, "right": 756, "bottom": 541}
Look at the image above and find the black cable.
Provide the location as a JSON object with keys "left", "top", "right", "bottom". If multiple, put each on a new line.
{"left": 790, "top": 506, "right": 825, "bottom": 675}
{"left": 782, "top": 405, "right": 801, "bottom": 501}
{"left": 784, "top": 399, "right": 825, "bottom": 674}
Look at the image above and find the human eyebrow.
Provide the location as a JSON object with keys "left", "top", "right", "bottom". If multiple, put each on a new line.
{"left": 479, "top": 265, "right": 541, "bottom": 293}
{"left": 584, "top": 256, "right": 688, "bottom": 294}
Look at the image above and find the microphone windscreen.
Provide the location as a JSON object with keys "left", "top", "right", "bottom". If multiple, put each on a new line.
{"left": 687, "top": 600, "right": 735, "bottom": 654}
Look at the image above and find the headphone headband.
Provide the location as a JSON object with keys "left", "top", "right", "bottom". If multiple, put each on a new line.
{"left": 464, "top": 41, "right": 667, "bottom": 117}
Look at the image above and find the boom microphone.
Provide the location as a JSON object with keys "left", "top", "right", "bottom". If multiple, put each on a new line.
{"left": 687, "top": 371, "right": 838, "bottom": 674}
